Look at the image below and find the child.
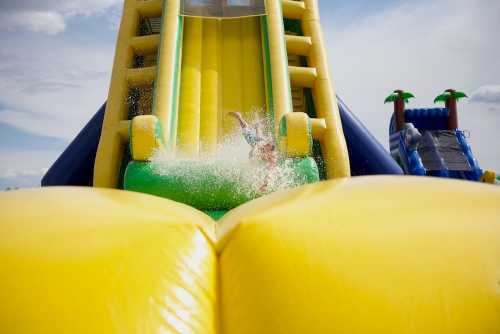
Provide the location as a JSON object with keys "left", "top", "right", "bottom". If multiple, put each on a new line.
{"left": 227, "top": 112, "right": 278, "bottom": 192}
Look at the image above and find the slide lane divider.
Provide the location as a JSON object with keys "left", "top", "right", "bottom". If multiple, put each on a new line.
{"left": 264, "top": 0, "right": 294, "bottom": 139}
{"left": 154, "top": 0, "right": 183, "bottom": 153}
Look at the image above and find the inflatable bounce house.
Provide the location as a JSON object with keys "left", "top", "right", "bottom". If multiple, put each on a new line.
{"left": 1, "top": 1, "right": 500, "bottom": 333}
{"left": 385, "top": 89, "right": 498, "bottom": 183}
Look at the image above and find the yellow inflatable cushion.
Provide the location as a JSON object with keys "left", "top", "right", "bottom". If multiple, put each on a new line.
{"left": 0, "top": 187, "right": 216, "bottom": 334}
{"left": 1, "top": 176, "right": 500, "bottom": 334}
{"left": 130, "top": 115, "right": 164, "bottom": 161}
{"left": 218, "top": 176, "right": 500, "bottom": 333}
{"left": 481, "top": 170, "right": 497, "bottom": 184}
{"left": 280, "top": 112, "right": 312, "bottom": 157}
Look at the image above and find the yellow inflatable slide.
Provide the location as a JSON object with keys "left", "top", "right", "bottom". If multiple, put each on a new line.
{"left": 1, "top": 0, "right": 500, "bottom": 333}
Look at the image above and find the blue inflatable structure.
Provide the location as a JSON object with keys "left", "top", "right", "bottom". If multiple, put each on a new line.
{"left": 389, "top": 108, "right": 483, "bottom": 181}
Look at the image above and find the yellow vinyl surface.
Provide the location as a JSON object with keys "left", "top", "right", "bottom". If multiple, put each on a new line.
{"left": 301, "top": 0, "right": 350, "bottom": 178}
{"left": 0, "top": 187, "right": 216, "bottom": 334}
{"left": 177, "top": 17, "right": 203, "bottom": 157}
{"left": 200, "top": 19, "right": 220, "bottom": 156}
{"left": 218, "top": 176, "right": 500, "bottom": 334}
{"left": 130, "top": 115, "right": 164, "bottom": 161}
{"left": 2, "top": 177, "right": 499, "bottom": 333}
{"left": 283, "top": 112, "right": 311, "bottom": 157}
{"left": 93, "top": 0, "right": 141, "bottom": 188}
{"left": 177, "top": 16, "right": 266, "bottom": 158}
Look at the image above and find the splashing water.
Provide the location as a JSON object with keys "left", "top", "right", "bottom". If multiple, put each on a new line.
{"left": 148, "top": 111, "right": 305, "bottom": 205}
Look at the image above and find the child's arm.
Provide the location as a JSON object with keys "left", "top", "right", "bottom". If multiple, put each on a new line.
{"left": 227, "top": 112, "right": 248, "bottom": 129}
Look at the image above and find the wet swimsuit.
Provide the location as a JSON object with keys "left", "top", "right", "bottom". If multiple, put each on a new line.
{"left": 242, "top": 127, "right": 263, "bottom": 146}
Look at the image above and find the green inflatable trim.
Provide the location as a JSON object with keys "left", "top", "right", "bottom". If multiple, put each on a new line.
{"left": 205, "top": 210, "right": 228, "bottom": 221}
{"left": 124, "top": 158, "right": 320, "bottom": 210}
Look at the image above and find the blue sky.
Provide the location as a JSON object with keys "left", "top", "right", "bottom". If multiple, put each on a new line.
{"left": 0, "top": 0, "right": 499, "bottom": 189}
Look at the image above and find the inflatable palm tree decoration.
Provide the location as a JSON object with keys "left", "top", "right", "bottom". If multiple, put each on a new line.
{"left": 385, "top": 90, "right": 415, "bottom": 131}
{"left": 434, "top": 89, "right": 467, "bottom": 130}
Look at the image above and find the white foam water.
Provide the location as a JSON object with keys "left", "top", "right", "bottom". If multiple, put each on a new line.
{"left": 149, "top": 112, "right": 301, "bottom": 197}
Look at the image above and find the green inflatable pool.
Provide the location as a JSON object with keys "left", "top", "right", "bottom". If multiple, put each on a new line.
{"left": 124, "top": 157, "right": 320, "bottom": 210}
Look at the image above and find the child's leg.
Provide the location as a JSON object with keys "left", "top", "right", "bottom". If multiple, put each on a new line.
{"left": 259, "top": 173, "right": 271, "bottom": 193}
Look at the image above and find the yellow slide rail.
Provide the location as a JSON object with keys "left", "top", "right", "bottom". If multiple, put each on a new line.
{"left": 177, "top": 17, "right": 202, "bottom": 157}
{"left": 264, "top": 0, "right": 294, "bottom": 134}
{"left": 301, "top": 0, "right": 350, "bottom": 178}
{"left": 270, "top": 0, "right": 351, "bottom": 179}
{"left": 94, "top": 0, "right": 181, "bottom": 188}
{"left": 155, "top": 0, "right": 182, "bottom": 150}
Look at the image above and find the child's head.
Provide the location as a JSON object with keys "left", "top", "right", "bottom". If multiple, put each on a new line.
{"left": 262, "top": 142, "right": 275, "bottom": 152}
{"left": 258, "top": 141, "right": 277, "bottom": 164}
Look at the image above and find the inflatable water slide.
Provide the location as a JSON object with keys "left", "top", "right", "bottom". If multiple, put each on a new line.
{"left": 1, "top": 1, "right": 500, "bottom": 333}
{"left": 385, "top": 89, "right": 494, "bottom": 182}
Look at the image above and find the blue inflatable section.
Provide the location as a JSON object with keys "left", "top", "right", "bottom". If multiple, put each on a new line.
{"left": 41, "top": 104, "right": 105, "bottom": 186}
{"left": 388, "top": 108, "right": 483, "bottom": 181}
{"left": 338, "top": 98, "right": 403, "bottom": 176}
{"left": 455, "top": 130, "right": 483, "bottom": 180}
{"left": 42, "top": 99, "right": 402, "bottom": 186}
{"left": 389, "top": 108, "right": 449, "bottom": 135}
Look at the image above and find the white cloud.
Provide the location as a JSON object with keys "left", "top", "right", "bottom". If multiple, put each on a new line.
{"left": 0, "top": 36, "right": 113, "bottom": 139}
{"left": 0, "top": 0, "right": 123, "bottom": 16}
{"left": 470, "top": 85, "right": 500, "bottom": 104}
{"left": 0, "top": 150, "right": 62, "bottom": 189}
{"left": 62, "top": 0, "right": 123, "bottom": 16}
{"left": 0, "top": 3, "right": 118, "bottom": 188}
{"left": 324, "top": 0, "right": 500, "bottom": 171}
{"left": 105, "top": 3, "right": 124, "bottom": 30}
{"left": 0, "top": 11, "right": 66, "bottom": 35}
{"left": 0, "top": 0, "right": 123, "bottom": 35}
{"left": 0, "top": 168, "right": 47, "bottom": 180}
